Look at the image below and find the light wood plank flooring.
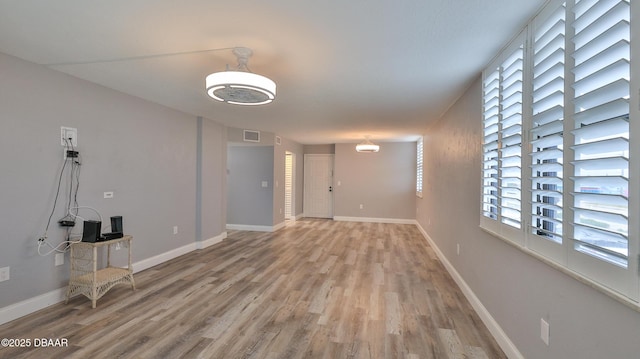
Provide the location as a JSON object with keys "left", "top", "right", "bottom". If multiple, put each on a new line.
{"left": 0, "top": 219, "right": 506, "bottom": 359}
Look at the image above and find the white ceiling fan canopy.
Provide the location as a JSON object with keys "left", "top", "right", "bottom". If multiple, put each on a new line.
{"left": 205, "top": 47, "right": 276, "bottom": 105}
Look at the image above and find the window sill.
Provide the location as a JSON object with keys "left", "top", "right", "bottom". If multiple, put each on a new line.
{"left": 480, "top": 226, "right": 640, "bottom": 313}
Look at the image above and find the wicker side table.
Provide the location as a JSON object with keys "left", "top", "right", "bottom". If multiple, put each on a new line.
{"left": 65, "top": 235, "right": 135, "bottom": 308}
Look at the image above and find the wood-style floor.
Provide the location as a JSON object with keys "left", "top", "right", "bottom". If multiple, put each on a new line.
{"left": 0, "top": 219, "right": 506, "bottom": 359}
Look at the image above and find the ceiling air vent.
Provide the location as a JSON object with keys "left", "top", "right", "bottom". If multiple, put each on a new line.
{"left": 243, "top": 130, "right": 260, "bottom": 142}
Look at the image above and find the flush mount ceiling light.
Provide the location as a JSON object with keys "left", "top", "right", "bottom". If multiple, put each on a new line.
{"left": 205, "top": 47, "right": 276, "bottom": 106}
{"left": 356, "top": 136, "right": 380, "bottom": 153}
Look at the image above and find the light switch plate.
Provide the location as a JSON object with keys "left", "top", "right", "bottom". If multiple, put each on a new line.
{"left": 60, "top": 126, "right": 78, "bottom": 147}
{"left": 541, "top": 318, "right": 550, "bottom": 346}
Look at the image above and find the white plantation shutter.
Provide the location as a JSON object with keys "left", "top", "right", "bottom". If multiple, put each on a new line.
{"left": 416, "top": 137, "right": 424, "bottom": 197}
{"left": 530, "top": 2, "right": 566, "bottom": 244}
{"left": 481, "top": 37, "right": 525, "bottom": 242}
{"left": 571, "top": 0, "right": 630, "bottom": 268}
{"left": 285, "top": 153, "right": 293, "bottom": 219}
{"left": 482, "top": 69, "right": 500, "bottom": 220}
{"left": 499, "top": 46, "right": 524, "bottom": 229}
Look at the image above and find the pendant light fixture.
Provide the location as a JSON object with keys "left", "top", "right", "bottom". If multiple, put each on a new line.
{"left": 356, "top": 136, "right": 380, "bottom": 153}
{"left": 205, "top": 47, "right": 276, "bottom": 105}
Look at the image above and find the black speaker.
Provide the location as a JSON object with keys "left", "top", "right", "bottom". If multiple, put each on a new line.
{"left": 110, "top": 216, "right": 123, "bottom": 234}
{"left": 82, "top": 220, "right": 101, "bottom": 243}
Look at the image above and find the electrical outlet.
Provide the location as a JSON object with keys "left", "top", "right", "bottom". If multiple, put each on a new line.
{"left": 104, "top": 191, "right": 114, "bottom": 199}
{"left": 0, "top": 267, "right": 9, "bottom": 282}
{"left": 173, "top": 226, "right": 178, "bottom": 235}
{"left": 60, "top": 126, "right": 78, "bottom": 147}
{"left": 457, "top": 243, "right": 460, "bottom": 255}
{"left": 541, "top": 318, "right": 550, "bottom": 346}
{"left": 63, "top": 149, "right": 79, "bottom": 160}
{"left": 55, "top": 253, "right": 64, "bottom": 266}
{"left": 359, "top": 204, "right": 364, "bottom": 209}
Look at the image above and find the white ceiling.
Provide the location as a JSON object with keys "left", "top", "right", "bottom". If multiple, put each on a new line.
{"left": 0, "top": 0, "right": 544, "bottom": 144}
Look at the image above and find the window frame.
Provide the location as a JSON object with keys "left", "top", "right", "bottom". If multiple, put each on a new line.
{"left": 480, "top": 31, "right": 527, "bottom": 245}
{"left": 479, "top": 0, "right": 639, "bottom": 304}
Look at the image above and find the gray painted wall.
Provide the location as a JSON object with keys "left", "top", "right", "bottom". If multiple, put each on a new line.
{"left": 226, "top": 128, "right": 304, "bottom": 227}
{"left": 226, "top": 145, "right": 274, "bottom": 226}
{"left": 227, "top": 127, "right": 275, "bottom": 145}
{"left": 0, "top": 52, "right": 227, "bottom": 308}
{"left": 198, "top": 118, "right": 227, "bottom": 241}
{"left": 334, "top": 142, "right": 416, "bottom": 220}
{"left": 304, "top": 144, "right": 335, "bottom": 154}
{"left": 416, "top": 75, "right": 640, "bottom": 359}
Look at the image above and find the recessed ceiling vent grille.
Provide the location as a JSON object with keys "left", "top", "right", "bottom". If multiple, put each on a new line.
{"left": 243, "top": 130, "right": 260, "bottom": 142}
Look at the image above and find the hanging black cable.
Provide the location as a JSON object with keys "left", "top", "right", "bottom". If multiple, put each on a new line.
{"left": 44, "top": 140, "right": 71, "bottom": 233}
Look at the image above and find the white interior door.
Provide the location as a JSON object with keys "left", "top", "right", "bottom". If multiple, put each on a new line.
{"left": 304, "top": 154, "right": 334, "bottom": 218}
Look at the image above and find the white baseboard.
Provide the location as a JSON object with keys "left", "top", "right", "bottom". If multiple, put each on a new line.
{"left": 226, "top": 224, "right": 282, "bottom": 232}
{"left": 197, "top": 232, "right": 227, "bottom": 249}
{"left": 285, "top": 218, "right": 297, "bottom": 227}
{"left": 333, "top": 216, "right": 417, "bottom": 225}
{"left": 273, "top": 221, "right": 285, "bottom": 232}
{"left": 0, "top": 288, "right": 66, "bottom": 326}
{"left": 284, "top": 214, "right": 301, "bottom": 225}
{"left": 415, "top": 223, "right": 523, "bottom": 359}
{"left": 0, "top": 231, "right": 228, "bottom": 326}
{"left": 132, "top": 242, "right": 197, "bottom": 273}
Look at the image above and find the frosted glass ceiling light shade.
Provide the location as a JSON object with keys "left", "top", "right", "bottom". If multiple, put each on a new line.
{"left": 356, "top": 137, "right": 380, "bottom": 152}
{"left": 205, "top": 47, "right": 276, "bottom": 105}
{"left": 206, "top": 71, "right": 276, "bottom": 105}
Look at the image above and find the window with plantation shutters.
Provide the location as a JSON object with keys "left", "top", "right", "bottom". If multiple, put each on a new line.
{"left": 531, "top": 2, "right": 565, "bottom": 244}
{"left": 416, "top": 136, "right": 424, "bottom": 198}
{"left": 285, "top": 153, "right": 293, "bottom": 219}
{"left": 481, "top": 38, "right": 524, "bottom": 241}
{"left": 480, "top": 0, "right": 638, "bottom": 303}
{"left": 571, "top": 0, "right": 630, "bottom": 267}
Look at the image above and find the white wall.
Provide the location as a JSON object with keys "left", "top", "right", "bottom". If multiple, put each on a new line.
{"left": 416, "top": 75, "right": 640, "bottom": 359}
